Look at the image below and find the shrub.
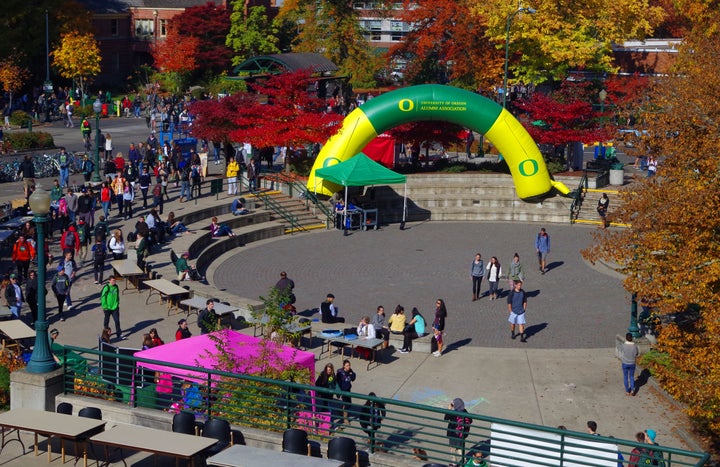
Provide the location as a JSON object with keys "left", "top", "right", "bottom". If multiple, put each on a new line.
{"left": 9, "top": 110, "right": 31, "bottom": 127}
{"left": 5, "top": 131, "right": 54, "bottom": 151}
{"left": 546, "top": 160, "right": 566, "bottom": 174}
{"left": 0, "top": 351, "right": 28, "bottom": 409}
{"left": 440, "top": 163, "right": 468, "bottom": 173}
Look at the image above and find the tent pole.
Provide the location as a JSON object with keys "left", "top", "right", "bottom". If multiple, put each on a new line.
{"left": 343, "top": 185, "right": 349, "bottom": 236}
{"left": 400, "top": 182, "right": 407, "bottom": 230}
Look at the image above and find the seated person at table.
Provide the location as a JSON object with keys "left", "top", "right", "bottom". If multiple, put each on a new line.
{"left": 357, "top": 316, "right": 376, "bottom": 339}
{"left": 320, "top": 293, "right": 345, "bottom": 323}
{"left": 388, "top": 305, "right": 407, "bottom": 335}
{"left": 399, "top": 307, "right": 426, "bottom": 353}
{"left": 176, "top": 251, "right": 203, "bottom": 281}
{"left": 231, "top": 198, "right": 249, "bottom": 215}
{"left": 210, "top": 216, "right": 235, "bottom": 237}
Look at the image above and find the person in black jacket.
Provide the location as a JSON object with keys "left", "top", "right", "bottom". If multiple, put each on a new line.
{"left": 197, "top": 300, "right": 217, "bottom": 335}
{"left": 360, "top": 392, "right": 386, "bottom": 445}
{"left": 18, "top": 155, "right": 35, "bottom": 199}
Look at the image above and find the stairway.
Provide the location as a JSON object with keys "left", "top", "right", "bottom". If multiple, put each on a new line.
{"left": 572, "top": 188, "right": 625, "bottom": 227}
{"left": 251, "top": 190, "right": 327, "bottom": 233}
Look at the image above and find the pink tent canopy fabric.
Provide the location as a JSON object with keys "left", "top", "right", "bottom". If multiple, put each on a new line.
{"left": 134, "top": 329, "right": 315, "bottom": 383}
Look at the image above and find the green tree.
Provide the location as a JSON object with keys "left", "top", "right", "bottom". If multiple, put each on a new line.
{"left": 584, "top": 14, "right": 720, "bottom": 434}
{"left": 276, "top": 0, "right": 383, "bottom": 88}
{"left": 477, "top": 0, "right": 666, "bottom": 84}
{"left": 226, "top": 4, "right": 280, "bottom": 67}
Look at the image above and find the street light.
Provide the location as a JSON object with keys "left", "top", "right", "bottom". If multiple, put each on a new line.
{"left": 25, "top": 187, "right": 55, "bottom": 373}
{"left": 503, "top": 4, "right": 536, "bottom": 109}
{"left": 599, "top": 88, "right": 607, "bottom": 113}
{"left": 92, "top": 98, "right": 102, "bottom": 183}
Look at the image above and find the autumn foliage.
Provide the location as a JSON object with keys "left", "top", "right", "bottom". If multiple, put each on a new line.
{"left": 51, "top": 31, "right": 101, "bottom": 97}
{"left": 190, "top": 70, "right": 343, "bottom": 149}
{"left": 584, "top": 17, "right": 720, "bottom": 434}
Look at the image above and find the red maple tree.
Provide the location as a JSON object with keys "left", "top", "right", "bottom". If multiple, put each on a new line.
{"left": 190, "top": 70, "right": 343, "bottom": 151}
{"left": 171, "top": 2, "right": 231, "bottom": 74}
{"left": 152, "top": 26, "right": 200, "bottom": 75}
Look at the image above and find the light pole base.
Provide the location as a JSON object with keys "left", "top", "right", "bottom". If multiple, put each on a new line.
{"left": 25, "top": 320, "right": 57, "bottom": 374}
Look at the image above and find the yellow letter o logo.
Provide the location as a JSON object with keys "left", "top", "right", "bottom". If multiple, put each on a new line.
{"left": 518, "top": 159, "right": 539, "bottom": 177}
{"left": 398, "top": 99, "right": 414, "bottom": 112}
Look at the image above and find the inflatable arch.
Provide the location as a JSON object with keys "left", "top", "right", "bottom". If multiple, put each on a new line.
{"left": 307, "top": 84, "right": 571, "bottom": 201}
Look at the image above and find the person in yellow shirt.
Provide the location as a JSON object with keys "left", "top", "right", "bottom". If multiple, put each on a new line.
{"left": 388, "top": 305, "right": 407, "bottom": 335}
{"left": 226, "top": 155, "right": 240, "bottom": 195}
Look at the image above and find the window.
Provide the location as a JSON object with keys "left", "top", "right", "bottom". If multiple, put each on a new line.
{"left": 391, "top": 21, "right": 403, "bottom": 41}
{"left": 353, "top": 2, "right": 365, "bottom": 8}
{"left": 160, "top": 19, "right": 167, "bottom": 37}
{"left": 110, "top": 19, "right": 118, "bottom": 36}
{"left": 369, "top": 20, "right": 382, "bottom": 41}
{"left": 135, "top": 19, "right": 154, "bottom": 38}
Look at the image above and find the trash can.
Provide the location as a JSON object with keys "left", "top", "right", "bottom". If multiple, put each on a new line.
{"left": 609, "top": 163, "right": 624, "bottom": 186}
{"left": 211, "top": 177, "right": 223, "bottom": 194}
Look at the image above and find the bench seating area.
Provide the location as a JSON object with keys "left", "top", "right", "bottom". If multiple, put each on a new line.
{"left": 144, "top": 206, "right": 285, "bottom": 321}
{"left": 309, "top": 319, "right": 433, "bottom": 353}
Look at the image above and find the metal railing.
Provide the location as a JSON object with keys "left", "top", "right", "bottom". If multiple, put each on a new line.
{"left": 59, "top": 345, "right": 709, "bottom": 466}
{"left": 285, "top": 179, "right": 333, "bottom": 228}
{"left": 252, "top": 190, "right": 304, "bottom": 233}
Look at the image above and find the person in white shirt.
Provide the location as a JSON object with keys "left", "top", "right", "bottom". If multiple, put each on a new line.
{"left": 486, "top": 256, "right": 502, "bottom": 300}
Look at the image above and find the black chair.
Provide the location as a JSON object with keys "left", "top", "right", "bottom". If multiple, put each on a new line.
{"left": 170, "top": 250, "right": 179, "bottom": 267}
{"left": 172, "top": 411, "right": 197, "bottom": 436}
{"left": 201, "top": 419, "right": 232, "bottom": 456}
{"left": 422, "top": 464, "right": 448, "bottom": 467}
{"left": 282, "top": 428, "right": 310, "bottom": 456}
{"left": 327, "top": 436, "right": 358, "bottom": 467}
{"left": 230, "top": 429, "right": 245, "bottom": 446}
{"left": 78, "top": 407, "right": 102, "bottom": 420}
{"left": 56, "top": 402, "right": 73, "bottom": 415}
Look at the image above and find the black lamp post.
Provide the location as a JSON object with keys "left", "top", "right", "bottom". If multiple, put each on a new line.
{"left": 503, "top": 4, "right": 536, "bottom": 109}
{"left": 25, "top": 187, "right": 55, "bottom": 373}
{"left": 92, "top": 98, "right": 102, "bottom": 182}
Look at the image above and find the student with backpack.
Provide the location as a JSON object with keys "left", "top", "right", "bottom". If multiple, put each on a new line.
{"left": 60, "top": 224, "right": 80, "bottom": 258}
{"left": 445, "top": 398, "right": 472, "bottom": 466}
{"left": 76, "top": 218, "right": 90, "bottom": 264}
{"left": 58, "top": 252, "right": 78, "bottom": 311}
{"left": 91, "top": 236, "right": 108, "bottom": 284}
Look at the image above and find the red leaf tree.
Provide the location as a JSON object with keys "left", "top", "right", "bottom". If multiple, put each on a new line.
{"left": 172, "top": 2, "right": 231, "bottom": 75}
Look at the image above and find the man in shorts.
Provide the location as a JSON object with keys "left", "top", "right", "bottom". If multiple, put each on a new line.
{"left": 507, "top": 280, "right": 528, "bottom": 342}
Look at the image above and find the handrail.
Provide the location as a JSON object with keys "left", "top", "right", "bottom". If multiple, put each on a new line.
{"left": 287, "top": 179, "right": 333, "bottom": 228}
{"left": 59, "top": 344, "right": 711, "bottom": 467}
{"left": 569, "top": 171, "right": 588, "bottom": 223}
{"left": 252, "top": 189, "right": 304, "bottom": 233}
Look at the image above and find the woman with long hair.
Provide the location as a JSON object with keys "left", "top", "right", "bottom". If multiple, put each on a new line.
{"left": 108, "top": 229, "right": 125, "bottom": 260}
{"left": 433, "top": 299, "right": 447, "bottom": 332}
{"left": 486, "top": 256, "right": 502, "bottom": 300}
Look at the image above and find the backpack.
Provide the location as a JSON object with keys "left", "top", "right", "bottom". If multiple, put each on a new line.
{"left": 64, "top": 231, "right": 76, "bottom": 248}
{"left": 455, "top": 415, "right": 472, "bottom": 439}
{"left": 77, "top": 226, "right": 86, "bottom": 244}
{"left": 191, "top": 165, "right": 200, "bottom": 180}
{"left": 153, "top": 184, "right": 162, "bottom": 197}
{"left": 93, "top": 244, "right": 107, "bottom": 262}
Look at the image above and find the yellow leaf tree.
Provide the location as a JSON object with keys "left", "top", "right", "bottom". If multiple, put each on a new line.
{"left": 51, "top": 31, "right": 101, "bottom": 102}
{"left": 0, "top": 56, "right": 29, "bottom": 111}
{"left": 584, "top": 13, "right": 720, "bottom": 434}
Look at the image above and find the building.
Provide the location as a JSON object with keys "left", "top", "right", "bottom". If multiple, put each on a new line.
{"left": 79, "top": 0, "right": 280, "bottom": 88}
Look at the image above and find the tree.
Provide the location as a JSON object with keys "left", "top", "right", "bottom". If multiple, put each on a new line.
{"left": 477, "top": 0, "right": 666, "bottom": 84}
{"left": 51, "top": 31, "right": 101, "bottom": 101}
{"left": 173, "top": 2, "right": 232, "bottom": 75}
{"left": 0, "top": 55, "right": 29, "bottom": 110}
{"left": 151, "top": 25, "right": 200, "bottom": 94}
{"left": 517, "top": 81, "right": 609, "bottom": 148}
{"left": 276, "top": 0, "right": 382, "bottom": 88}
{"left": 226, "top": 4, "right": 280, "bottom": 67}
{"left": 391, "top": 0, "right": 502, "bottom": 91}
{"left": 584, "top": 16, "right": 720, "bottom": 434}
{"left": 190, "top": 70, "right": 342, "bottom": 159}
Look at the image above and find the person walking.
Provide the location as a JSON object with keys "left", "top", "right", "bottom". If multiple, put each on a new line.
{"left": 51, "top": 267, "right": 71, "bottom": 322}
{"left": 445, "top": 398, "right": 472, "bottom": 466}
{"left": 59, "top": 252, "right": 77, "bottom": 311}
{"left": 5, "top": 274, "right": 24, "bottom": 319}
{"left": 226, "top": 155, "right": 240, "bottom": 195}
{"left": 485, "top": 256, "right": 502, "bottom": 300}
{"left": 507, "top": 280, "right": 528, "bottom": 342}
{"left": 25, "top": 270, "right": 40, "bottom": 324}
{"left": 91, "top": 237, "right": 108, "bottom": 284}
{"left": 535, "top": 227, "right": 551, "bottom": 274}
{"left": 597, "top": 193, "right": 609, "bottom": 228}
{"left": 175, "top": 318, "right": 192, "bottom": 340}
{"left": 508, "top": 253, "right": 524, "bottom": 288}
{"left": 470, "top": 253, "right": 484, "bottom": 301}
{"left": 101, "top": 277, "right": 125, "bottom": 340}
{"left": 621, "top": 333, "right": 639, "bottom": 396}
{"left": 198, "top": 299, "right": 218, "bottom": 335}
{"left": 11, "top": 234, "right": 35, "bottom": 285}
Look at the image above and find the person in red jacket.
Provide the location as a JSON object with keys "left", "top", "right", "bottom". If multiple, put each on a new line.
{"left": 11, "top": 234, "right": 36, "bottom": 285}
{"left": 60, "top": 224, "right": 80, "bottom": 258}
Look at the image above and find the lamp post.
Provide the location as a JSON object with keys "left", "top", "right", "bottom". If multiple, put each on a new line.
{"left": 92, "top": 98, "right": 102, "bottom": 182}
{"left": 153, "top": 10, "right": 159, "bottom": 47}
{"left": 25, "top": 187, "right": 55, "bottom": 373}
{"left": 503, "top": 4, "right": 536, "bottom": 109}
{"left": 599, "top": 88, "right": 607, "bottom": 113}
{"left": 629, "top": 293, "right": 641, "bottom": 338}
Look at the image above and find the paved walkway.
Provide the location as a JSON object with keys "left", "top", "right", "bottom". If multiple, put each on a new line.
{"left": 0, "top": 119, "right": 707, "bottom": 465}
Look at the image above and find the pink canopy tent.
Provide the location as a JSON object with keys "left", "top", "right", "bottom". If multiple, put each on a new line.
{"left": 134, "top": 329, "right": 315, "bottom": 383}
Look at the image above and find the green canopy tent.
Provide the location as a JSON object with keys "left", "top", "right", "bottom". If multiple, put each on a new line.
{"left": 315, "top": 153, "right": 408, "bottom": 228}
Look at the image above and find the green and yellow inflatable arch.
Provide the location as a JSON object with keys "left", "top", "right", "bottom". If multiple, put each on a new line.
{"left": 308, "top": 84, "right": 570, "bottom": 201}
